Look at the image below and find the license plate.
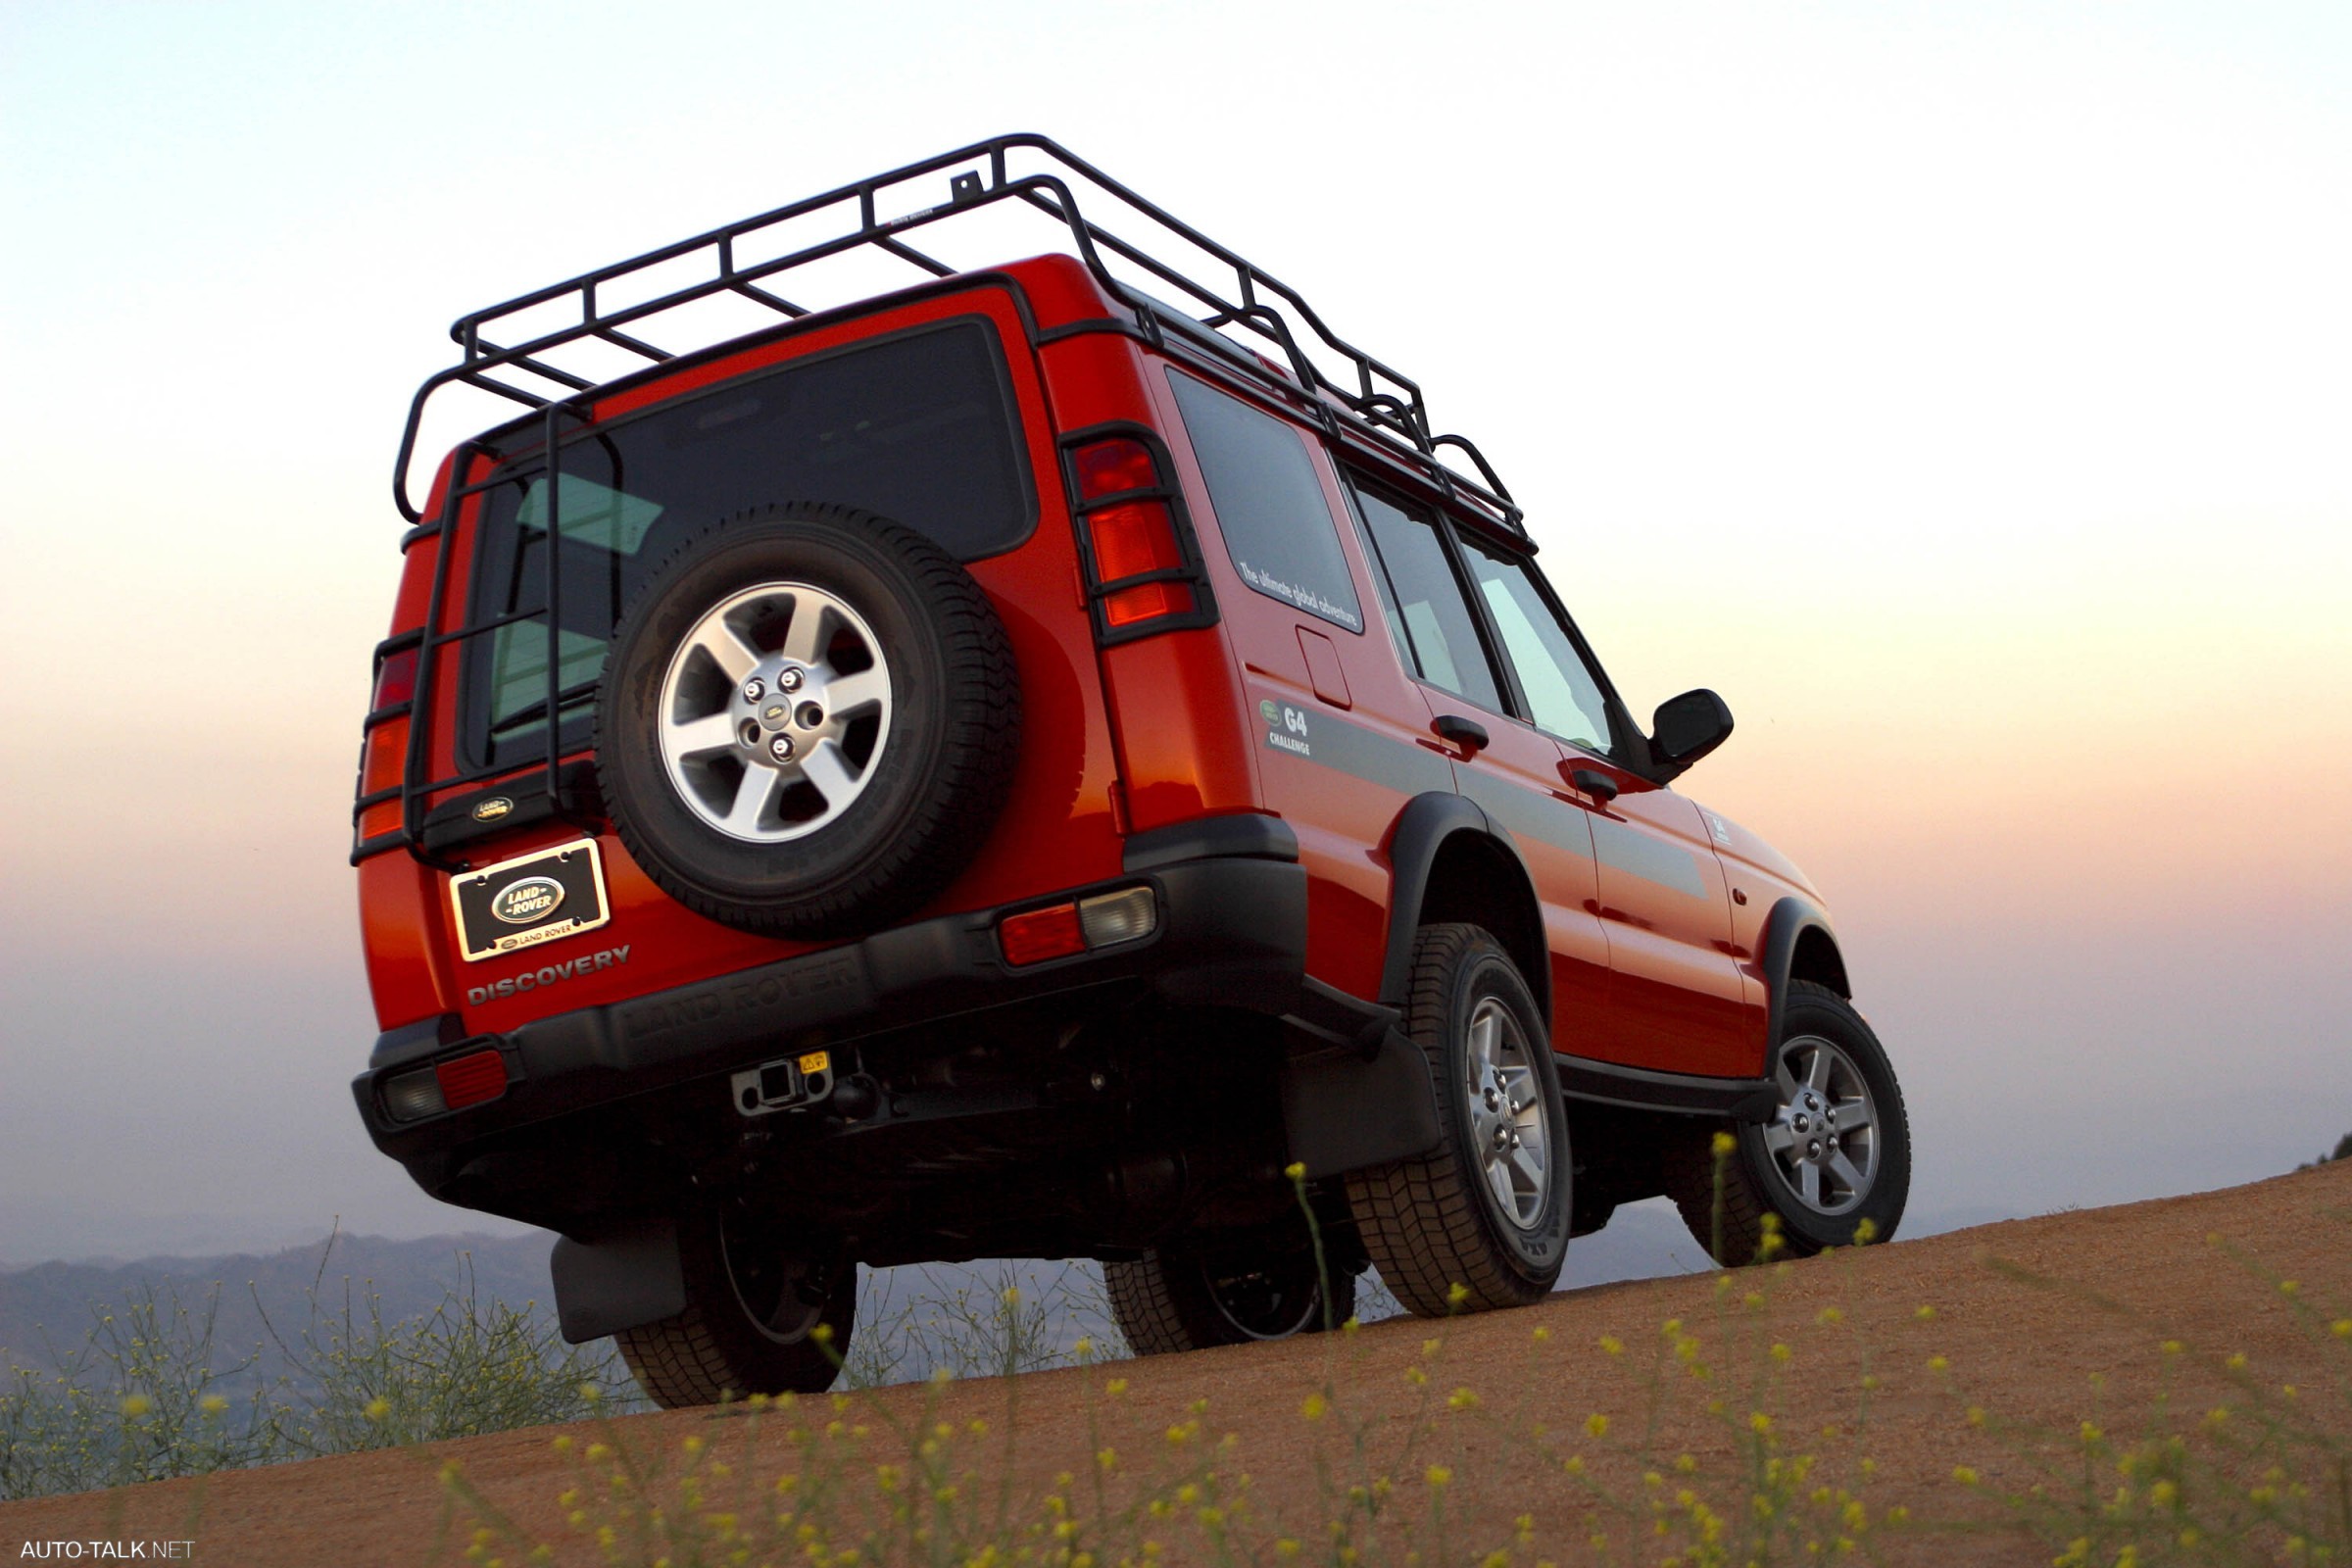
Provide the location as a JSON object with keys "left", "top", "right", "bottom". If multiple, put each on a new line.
{"left": 450, "top": 840, "right": 612, "bottom": 963}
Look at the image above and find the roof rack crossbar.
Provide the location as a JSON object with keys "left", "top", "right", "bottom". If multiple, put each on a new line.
{"left": 591, "top": 324, "right": 675, "bottom": 364}
{"left": 728, "top": 278, "right": 809, "bottom": 318}
{"left": 873, "top": 233, "right": 959, "bottom": 278}
{"left": 394, "top": 134, "right": 1518, "bottom": 533}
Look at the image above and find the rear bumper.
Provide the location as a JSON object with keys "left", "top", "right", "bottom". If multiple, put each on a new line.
{"left": 353, "top": 823, "right": 1306, "bottom": 1172}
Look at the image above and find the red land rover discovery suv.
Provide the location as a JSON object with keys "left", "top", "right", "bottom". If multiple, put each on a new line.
{"left": 352, "top": 136, "right": 1910, "bottom": 1405}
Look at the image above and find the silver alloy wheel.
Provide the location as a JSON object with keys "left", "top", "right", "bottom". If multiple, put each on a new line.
{"left": 1762, "top": 1033, "right": 1881, "bottom": 1216}
{"left": 1463, "top": 996, "right": 1550, "bottom": 1231}
{"left": 658, "top": 582, "right": 893, "bottom": 844}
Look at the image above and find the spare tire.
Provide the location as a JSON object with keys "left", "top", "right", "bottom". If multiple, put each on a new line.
{"left": 597, "top": 503, "right": 1020, "bottom": 940}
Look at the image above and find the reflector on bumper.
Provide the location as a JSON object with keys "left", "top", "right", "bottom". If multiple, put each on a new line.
{"left": 383, "top": 1048, "right": 508, "bottom": 1122}
{"left": 997, "top": 886, "right": 1159, "bottom": 967}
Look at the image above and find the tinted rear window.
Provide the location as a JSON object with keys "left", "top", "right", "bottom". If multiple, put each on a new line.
{"left": 460, "top": 319, "right": 1032, "bottom": 769}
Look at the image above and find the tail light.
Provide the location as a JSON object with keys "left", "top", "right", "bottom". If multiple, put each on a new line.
{"left": 371, "top": 643, "right": 420, "bottom": 710}
{"left": 355, "top": 634, "right": 425, "bottom": 845}
{"left": 1062, "top": 428, "right": 1216, "bottom": 643}
{"left": 1087, "top": 500, "right": 1192, "bottom": 626}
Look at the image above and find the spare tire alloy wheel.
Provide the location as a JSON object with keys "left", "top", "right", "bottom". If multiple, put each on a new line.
{"left": 1346, "top": 923, "right": 1572, "bottom": 1317}
{"left": 660, "top": 582, "right": 893, "bottom": 843}
{"left": 598, "top": 504, "right": 1021, "bottom": 940}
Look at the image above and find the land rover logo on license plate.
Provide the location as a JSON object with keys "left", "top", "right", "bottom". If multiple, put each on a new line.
{"left": 491, "top": 876, "right": 564, "bottom": 925}
{"left": 451, "top": 840, "right": 612, "bottom": 962}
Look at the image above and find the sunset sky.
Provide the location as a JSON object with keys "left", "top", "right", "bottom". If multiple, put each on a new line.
{"left": 2, "top": 1, "right": 2346, "bottom": 1262}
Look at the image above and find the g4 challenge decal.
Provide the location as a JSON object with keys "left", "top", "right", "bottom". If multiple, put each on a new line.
{"left": 1251, "top": 687, "right": 1452, "bottom": 794}
{"left": 1260, "top": 697, "right": 1312, "bottom": 757}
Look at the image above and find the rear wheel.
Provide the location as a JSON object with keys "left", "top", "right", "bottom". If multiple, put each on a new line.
{"left": 1663, "top": 980, "right": 1911, "bottom": 1263}
{"left": 1106, "top": 1225, "right": 1355, "bottom": 1355}
{"left": 1344, "top": 924, "right": 1572, "bottom": 1317}
{"left": 615, "top": 1206, "right": 854, "bottom": 1408}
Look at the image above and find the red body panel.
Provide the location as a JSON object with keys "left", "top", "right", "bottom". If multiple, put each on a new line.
{"left": 358, "top": 249, "right": 1836, "bottom": 1091}
{"left": 1695, "top": 802, "right": 1816, "bottom": 1063}
{"left": 362, "top": 270, "right": 1131, "bottom": 1039}
{"left": 1568, "top": 760, "right": 1757, "bottom": 1077}
{"left": 1142, "top": 368, "right": 1418, "bottom": 1004}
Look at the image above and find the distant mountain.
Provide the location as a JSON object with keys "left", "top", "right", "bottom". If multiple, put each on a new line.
{"left": 0, "top": 1230, "right": 560, "bottom": 1390}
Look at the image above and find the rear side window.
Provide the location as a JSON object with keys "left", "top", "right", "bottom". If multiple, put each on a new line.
{"left": 461, "top": 319, "right": 1032, "bottom": 769}
{"left": 1348, "top": 482, "right": 1503, "bottom": 712}
{"left": 1167, "top": 372, "right": 1363, "bottom": 634}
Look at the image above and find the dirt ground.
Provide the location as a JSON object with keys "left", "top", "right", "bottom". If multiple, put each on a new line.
{"left": 8, "top": 1159, "right": 2350, "bottom": 1566}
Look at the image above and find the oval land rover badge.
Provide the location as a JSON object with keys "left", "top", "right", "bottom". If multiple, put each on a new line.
{"left": 491, "top": 876, "right": 565, "bottom": 925}
{"left": 472, "top": 796, "right": 514, "bottom": 822}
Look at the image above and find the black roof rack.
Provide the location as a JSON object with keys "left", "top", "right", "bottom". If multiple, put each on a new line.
{"left": 393, "top": 132, "right": 1520, "bottom": 535}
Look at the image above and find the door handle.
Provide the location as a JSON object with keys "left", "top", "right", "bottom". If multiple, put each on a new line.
{"left": 1432, "top": 714, "right": 1490, "bottom": 756}
{"left": 1566, "top": 765, "right": 1619, "bottom": 803}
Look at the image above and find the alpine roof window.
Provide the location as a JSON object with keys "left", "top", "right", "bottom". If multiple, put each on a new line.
{"left": 1166, "top": 371, "right": 1364, "bottom": 635}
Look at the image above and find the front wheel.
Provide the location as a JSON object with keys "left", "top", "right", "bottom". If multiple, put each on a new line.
{"left": 1664, "top": 979, "right": 1912, "bottom": 1262}
{"left": 1344, "top": 924, "right": 1572, "bottom": 1317}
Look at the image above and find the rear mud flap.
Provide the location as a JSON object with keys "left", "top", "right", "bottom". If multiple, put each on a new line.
{"left": 550, "top": 1217, "right": 686, "bottom": 1344}
{"left": 1279, "top": 1027, "right": 1444, "bottom": 1180}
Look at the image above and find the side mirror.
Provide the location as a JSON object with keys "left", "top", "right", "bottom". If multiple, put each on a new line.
{"left": 1647, "top": 688, "right": 1734, "bottom": 781}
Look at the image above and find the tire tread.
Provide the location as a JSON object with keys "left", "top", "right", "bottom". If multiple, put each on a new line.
{"left": 1345, "top": 924, "right": 1561, "bottom": 1318}
{"left": 615, "top": 1304, "right": 743, "bottom": 1408}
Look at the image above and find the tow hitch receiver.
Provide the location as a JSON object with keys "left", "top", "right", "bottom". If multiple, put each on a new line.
{"left": 732, "top": 1050, "right": 836, "bottom": 1117}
